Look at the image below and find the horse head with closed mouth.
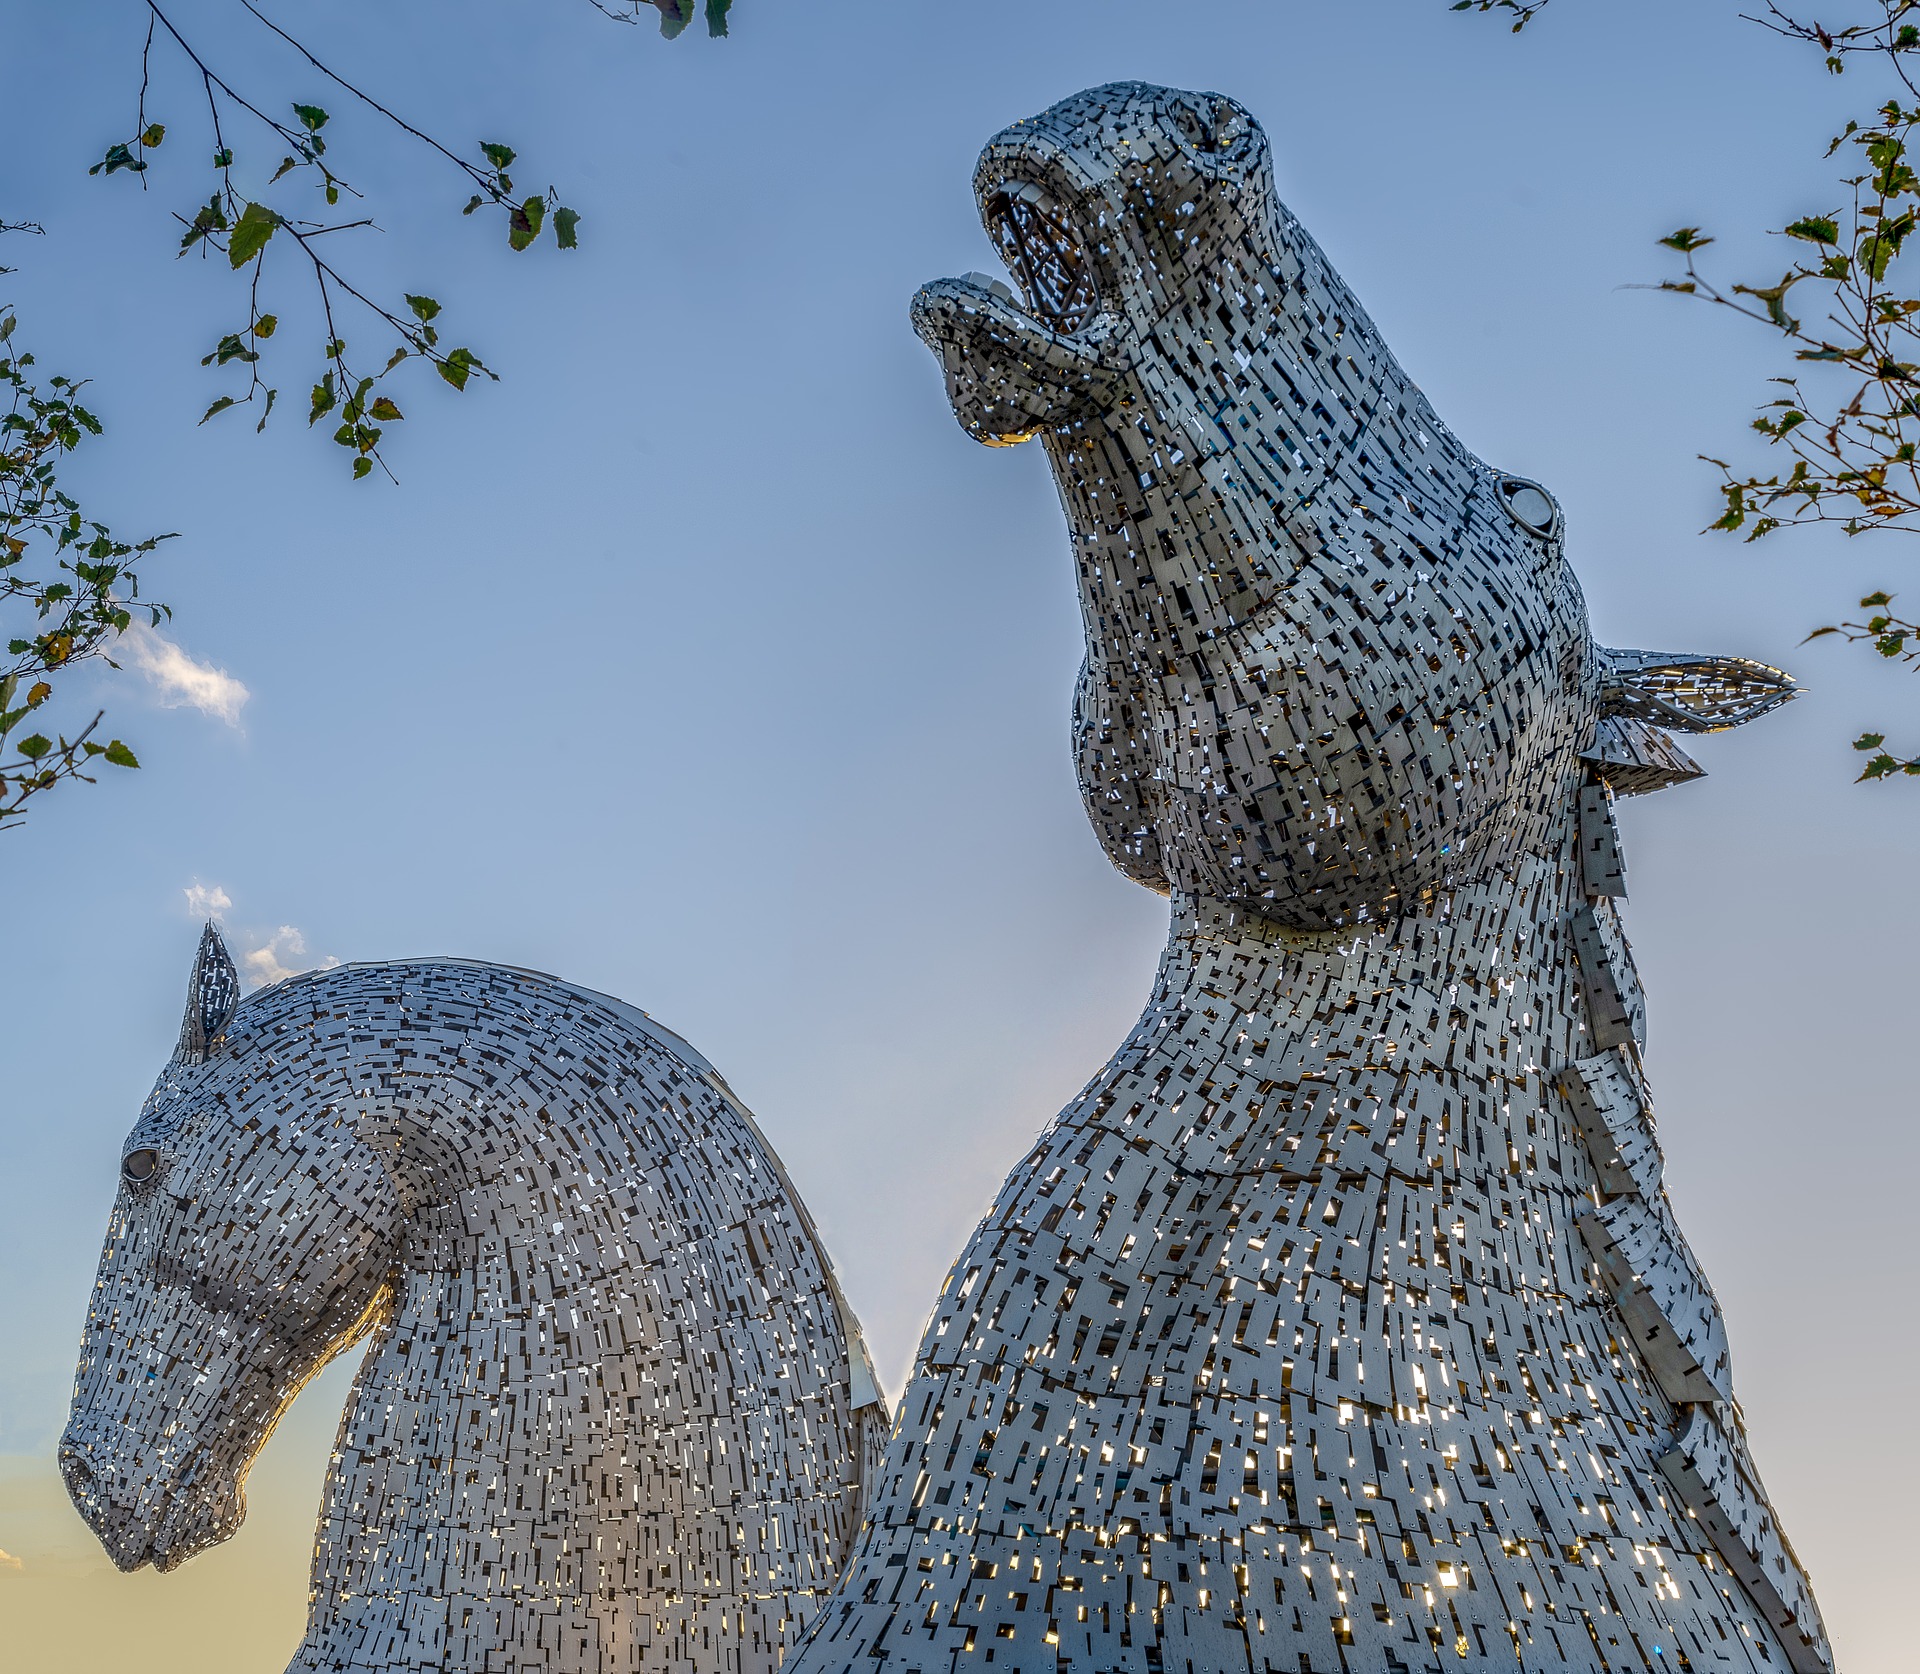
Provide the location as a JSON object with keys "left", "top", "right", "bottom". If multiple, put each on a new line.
{"left": 912, "top": 79, "right": 1793, "bottom": 930}
{"left": 62, "top": 930, "right": 886, "bottom": 1673}
{"left": 59, "top": 924, "right": 395, "bottom": 1573}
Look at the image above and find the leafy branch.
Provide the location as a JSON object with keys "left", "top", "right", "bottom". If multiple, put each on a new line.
{"left": 1745, "top": 0, "right": 1920, "bottom": 83}
{"left": 0, "top": 308, "right": 170, "bottom": 832}
{"left": 1653, "top": 89, "right": 1920, "bottom": 547}
{"left": 82, "top": 0, "right": 733, "bottom": 478}
{"left": 0, "top": 219, "right": 44, "bottom": 278}
{"left": 1810, "top": 589, "right": 1920, "bottom": 772}
{"left": 597, "top": 0, "right": 734, "bottom": 35}
{"left": 83, "top": 3, "right": 582, "bottom": 480}
{"left": 1447, "top": 0, "right": 1552, "bottom": 31}
{"left": 1455, "top": 0, "right": 1920, "bottom": 779}
{"left": 1647, "top": 9, "right": 1920, "bottom": 782}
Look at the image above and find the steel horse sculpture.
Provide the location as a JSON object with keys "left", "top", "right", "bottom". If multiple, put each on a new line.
{"left": 63, "top": 80, "right": 1833, "bottom": 1674}
{"left": 62, "top": 936, "right": 887, "bottom": 1674}
{"left": 789, "top": 82, "right": 1830, "bottom": 1674}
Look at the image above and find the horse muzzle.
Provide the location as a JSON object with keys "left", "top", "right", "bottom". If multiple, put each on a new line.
{"left": 59, "top": 1424, "right": 242, "bottom": 1573}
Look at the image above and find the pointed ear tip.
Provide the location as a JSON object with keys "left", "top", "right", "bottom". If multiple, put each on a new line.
{"left": 178, "top": 918, "right": 242, "bottom": 1063}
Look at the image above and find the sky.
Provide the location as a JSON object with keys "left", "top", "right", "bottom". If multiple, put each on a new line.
{"left": 1, "top": 2, "right": 1915, "bottom": 1669}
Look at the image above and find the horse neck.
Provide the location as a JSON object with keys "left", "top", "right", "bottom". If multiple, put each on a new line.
{"left": 371, "top": 1093, "right": 634, "bottom": 1380}
{"left": 1130, "top": 807, "right": 1598, "bottom": 1171}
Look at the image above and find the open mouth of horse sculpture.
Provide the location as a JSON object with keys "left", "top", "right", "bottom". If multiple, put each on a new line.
{"left": 986, "top": 183, "right": 1100, "bottom": 334}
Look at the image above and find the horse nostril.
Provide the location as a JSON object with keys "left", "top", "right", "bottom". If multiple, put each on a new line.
{"left": 58, "top": 1447, "right": 98, "bottom": 1506}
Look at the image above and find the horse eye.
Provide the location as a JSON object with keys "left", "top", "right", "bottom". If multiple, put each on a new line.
{"left": 1500, "top": 478, "right": 1558, "bottom": 537}
{"left": 121, "top": 1148, "right": 160, "bottom": 1184}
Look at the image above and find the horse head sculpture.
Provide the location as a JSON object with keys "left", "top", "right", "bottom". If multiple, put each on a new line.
{"left": 60, "top": 924, "right": 395, "bottom": 1572}
{"left": 777, "top": 82, "right": 1832, "bottom": 1674}
{"left": 64, "top": 935, "right": 887, "bottom": 1673}
{"left": 912, "top": 80, "right": 1793, "bottom": 929}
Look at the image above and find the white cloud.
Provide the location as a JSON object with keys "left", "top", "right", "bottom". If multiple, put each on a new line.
{"left": 118, "top": 622, "right": 249, "bottom": 726}
{"left": 0, "top": 1548, "right": 22, "bottom": 1572}
{"left": 182, "top": 881, "right": 232, "bottom": 921}
{"left": 241, "top": 925, "right": 340, "bottom": 990}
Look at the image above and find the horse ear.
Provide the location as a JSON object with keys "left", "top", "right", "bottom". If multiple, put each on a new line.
{"left": 1599, "top": 649, "right": 1797, "bottom": 733}
{"left": 176, "top": 922, "right": 241, "bottom": 1063}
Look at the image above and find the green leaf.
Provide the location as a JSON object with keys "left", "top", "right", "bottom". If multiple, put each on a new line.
{"left": 178, "top": 195, "right": 229, "bottom": 252}
{"left": 1860, "top": 227, "right": 1906, "bottom": 282}
{"left": 1854, "top": 732, "right": 1886, "bottom": 751}
{"left": 1862, "top": 590, "right": 1893, "bottom": 606}
{"left": 553, "top": 205, "right": 581, "bottom": 249}
{"left": 1785, "top": 215, "right": 1840, "bottom": 245}
{"left": 15, "top": 734, "right": 51, "bottom": 760}
{"left": 89, "top": 143, "right": 147, "bottom": 177}
{"left": 1734, "top": 275, "right": 1805, "bottom": 331}
{"left": 139, "top": 123, "right": 166, "bottom": 149}
{"left": 1660, "top": 227, "right": 1712, "bottom": 253}
{"left": 480, "top": 141, "right": 517, "bottom": 171}
{"left": 655, "top": 0, "right": 695, "bottom": 37}
{"left": 102, "top": 739, "right": 138, "bottom": 768}
{"left": 706, "top": 0, "right": 732, "bottom": 35}
{"left": 368, "top": 397, "right": 403, "bottom": 422}
{"left": 309, "top": 370, "right": 337, "bottom": 425}
{"left": 256, "top": 386, "right": 278, "bottom": 433}
{"left": 352, "top": 456, "right": 373, "bottom": 480}
{"left": 437, "top": 347, "right": 478, "bottom": 391}
{"left": 404, "top": 294, "right": 442, "bottom": 323}
{"left": 213, "top": 147, "right": 234, "bottom": 168}
{"left": 227, "top": 201, "right": 280, "bottom": 269}
{"left": 199, "top": 396, "right": 237, "bottom": 424}
{"left": 508, "top": 195, "right": 545, "bottom": 251}
{"left": 202, "top": 333, "right": 258, "bottom": 367}
{"left": 252, "top": 313, "right": 278, "bottom": 340}
{"left": 293, "top": 103, "right": 330, "bottom": 133}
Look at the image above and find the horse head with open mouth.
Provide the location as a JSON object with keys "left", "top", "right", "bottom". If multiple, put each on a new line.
{"left": 910, "top": 80, "right": 1793, "bottom": 930}
{"left": 777, "top": 81, "right": 1834, "bottom": 1674}
{"left": 64, "top": 928, "right": 886, "bottom": 1673}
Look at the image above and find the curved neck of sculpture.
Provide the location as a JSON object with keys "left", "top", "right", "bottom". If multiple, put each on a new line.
{"left": 291, "top": 1000, "right": 868, "bottom": 1674}
{"left": 1157, "top": 795, "right": 1594, "bottom": 1092}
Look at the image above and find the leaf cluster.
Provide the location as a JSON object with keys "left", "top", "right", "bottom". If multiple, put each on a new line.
{"left": 1447, "top": 0, "right": 1550, "bottom": 32}
{"left": 1457, "top": 0, "right": 1920, "bottom": 782}
{"left": 80, "top": 0, "right": 725, "bottom": 479}
{"left": 1659, "top": 85, "right": 1920, "bottom": 545}
{"left": 590, "top": 0, "right": 733, "bottom": 37}
{"left": 85, "top": 7, "right": 581, "bottom": 481}
{"left": 0, "top": 310, "right": 167, "bottom": 830}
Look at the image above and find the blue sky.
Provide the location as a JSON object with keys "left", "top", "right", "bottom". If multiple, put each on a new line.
{"left": 1, "top": 3, "right": 1913, "bottom": 1669}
